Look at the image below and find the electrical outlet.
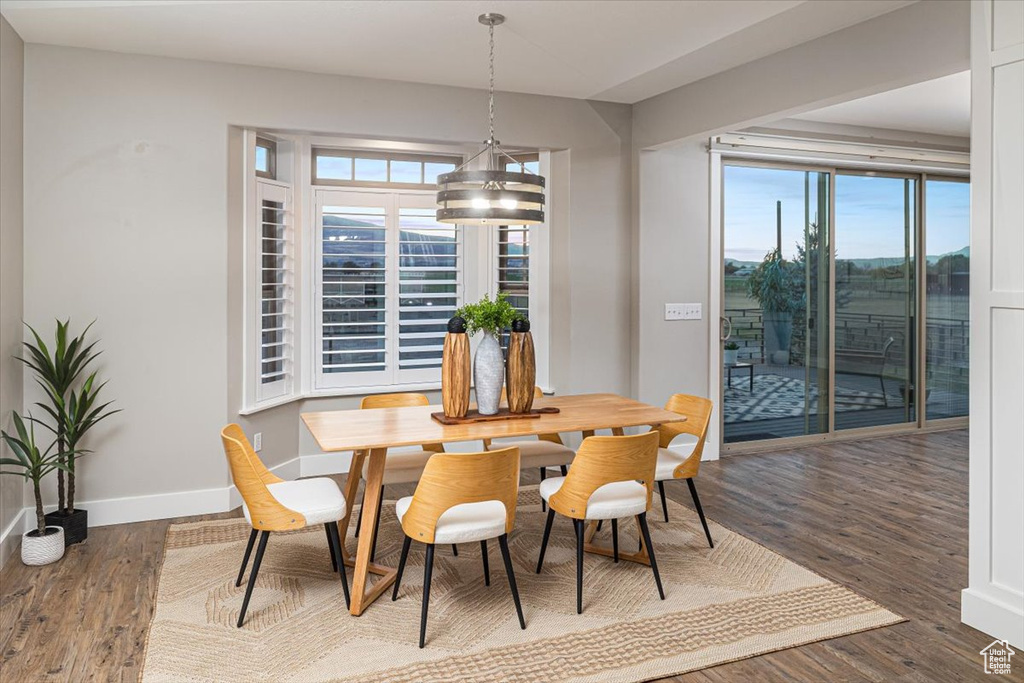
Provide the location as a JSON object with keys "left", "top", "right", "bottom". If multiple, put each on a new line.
{"left": 253, "top": 432, "right": 262, "bottom": 452}
{"left": 665, "top": 303, "right": 702, "bottom": 320}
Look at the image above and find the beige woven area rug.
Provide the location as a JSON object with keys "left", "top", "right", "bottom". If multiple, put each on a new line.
{"left": 141, "top": 487, "right": 902, "bottom": 682}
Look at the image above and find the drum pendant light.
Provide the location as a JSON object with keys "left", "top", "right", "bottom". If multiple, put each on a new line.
{"left": 436, "top": 14, "right": 546, "bottom": 226}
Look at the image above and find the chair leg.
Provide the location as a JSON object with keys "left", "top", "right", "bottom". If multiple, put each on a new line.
{"left": 354, "top": 486, "right": 363, "bottom": 537}
{"left": 370, "top": 485, "right": 384, "bottom": 562}
{"left": 324, "top": 524, "right": 338, "bottom": 572}
{"left": 596, "top": 520, "right": 603, "bottom": 532}
{"left": 536, "top": 507, "right": 555, "bottom": 573}
{"left": 560, "top": 465, "right": 568, "bottom": 476}
{"left": 235, "top": 528, "right": 258, "bottom": 587}
{"left": 686, "top": 478, "right": 714, "bottom": 548}
{"left": 574, "top": 519, "right": 585, "bottom": 614}
{"left": 480, "top": 540, "right": 490, "bottom": 586}
{"left": 327, "top": 521, "right": 351, "bottom": 608}
{"left": 452, "top": 544, "right": 459, "bottom": 556}
{"left": 237, "top": 531, "right": 270, "bottom": 628}
{"left": 611, "top": 519, "right": 619, "bottom": 563}
{"left": 419, "top": 544, "right": 436, "bottom": 648}
{"left": 539, "top": 467, "right": 547, "bottom": 512}
{"left": 658, "top": 480, "right": 670, "bottom": 523}
{"left": 392, "top": 535, "right": 412, "bottom": 601}
{"left": 637, "top": 513, "right": 665, "bottom": 600}
{"left": 498, "top": 534, "right": 526, "bottom": 629}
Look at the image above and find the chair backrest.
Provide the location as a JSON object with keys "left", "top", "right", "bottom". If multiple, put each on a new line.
{"left": 654, "top": 394, "right": 713, "bottom": 479}
{"left": 220, "top": 424, "right": 305, "bottom": 531}
{"left": 360, "top": 392, "right": 444, "bottom": 452}
{"left": 496, "top": 386, "right": 563, "bottom": 445}
{"left": 548, "top": 431, "right": 659, "bottom": 520}
{"left": 400, "top": 446, "right": 521, "bottom": 544}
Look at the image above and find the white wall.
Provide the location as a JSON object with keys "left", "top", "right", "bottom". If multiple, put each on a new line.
{"left": 21, "top": 45, "right": 632, "bottom": 515}
{"left": 961, "top": 0, "right": 1024, "bottom": 649}
{"left": 631, "top": 0, "right": 970, "bottom": 443}
{"left": 0, "top": 15, "right": 26, "bottom": 568}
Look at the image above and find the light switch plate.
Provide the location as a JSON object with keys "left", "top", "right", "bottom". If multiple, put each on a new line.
{"left": 665, "top": 303, "right": 702, "bottom": 321}
{"left": 253, "top": 432, "right": 262, "bottom": 452}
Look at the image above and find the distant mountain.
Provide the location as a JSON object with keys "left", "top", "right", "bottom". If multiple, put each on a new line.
{"left": 926, "top": 245, "right": 969, "bottom": 264}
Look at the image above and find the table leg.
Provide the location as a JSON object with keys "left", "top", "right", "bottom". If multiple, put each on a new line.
{"left": 749, "top": 366, "right": 754, "bottom": 392}
{"left": 611, "top": 427, "right": 625, "bottom": 436}
{"left": 348, "top": 447, "right": 398, "bottom": 616}
{"left": 335, "top": 449, "right": 366, "bottom": 564}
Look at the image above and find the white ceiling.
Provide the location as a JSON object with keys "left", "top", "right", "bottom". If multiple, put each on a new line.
{"left": 793, "top": 71, "right": 971, "bottom": 137}
{"left": 1, "top": 0, "right": 915, "bottom": 104}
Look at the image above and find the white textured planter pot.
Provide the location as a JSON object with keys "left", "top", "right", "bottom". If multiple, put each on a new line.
{"left": 474, "top": 333, "right": 504, "bottom": 415}
{"left": 21, "top": 526, "right": 65, "bottom": 566}
{"left": 723, "top": 349, "right": 739, "bottom": 365}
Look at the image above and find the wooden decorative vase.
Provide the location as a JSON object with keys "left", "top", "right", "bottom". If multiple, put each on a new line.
{"left": 442, "top": 316, "right": 471, "bottom": 418}
{"left": 506, "top": 318, "right": 536, "bottom": 414}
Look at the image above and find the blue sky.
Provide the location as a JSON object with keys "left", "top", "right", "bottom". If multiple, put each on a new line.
{"left": 723, "top": 165, "right": 969, "bottom": 262}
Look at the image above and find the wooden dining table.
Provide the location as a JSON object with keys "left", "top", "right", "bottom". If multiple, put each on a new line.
{"left": 301, "top": 392, "right": 685, "bottom": 616}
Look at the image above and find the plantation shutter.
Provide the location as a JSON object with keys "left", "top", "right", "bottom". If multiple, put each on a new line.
{"left": 396, "top": 193, "right": 462, "bottom": 383}
{"left": 315, "top": 190, "right": 390, "bottom": 388}
{"left": 256, "top": 181, "right": 293, "bottom": 402}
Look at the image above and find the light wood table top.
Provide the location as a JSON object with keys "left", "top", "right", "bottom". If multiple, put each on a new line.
{"left": 301, "top": 393, "right": 686, "bottom": 452}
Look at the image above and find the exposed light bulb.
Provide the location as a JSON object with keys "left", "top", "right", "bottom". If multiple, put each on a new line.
{"left": 472, "top": 197, "right": 490, "bottom": 209}
{"left": 500, "top": 198, "right": 518, "bottom": 210}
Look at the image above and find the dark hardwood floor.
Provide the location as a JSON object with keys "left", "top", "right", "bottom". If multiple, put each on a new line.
{"left": 0, "top": 429, "right": 999, "bottom": 681}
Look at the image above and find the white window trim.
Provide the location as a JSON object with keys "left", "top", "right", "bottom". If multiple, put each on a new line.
{"left": 241, "top": 134, "right": 552, "bottom": 413}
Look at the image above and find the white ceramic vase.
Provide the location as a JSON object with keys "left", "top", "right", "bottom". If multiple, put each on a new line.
{"left": 21, "top": 526, "right": 65, "bottom": 566}
{"left": 474, "top": 332, "right": 504, "bottom": 415}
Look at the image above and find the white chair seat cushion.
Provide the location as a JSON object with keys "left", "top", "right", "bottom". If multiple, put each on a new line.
{"left": 395, "top": 497, "right": 508, "bottom": 544}
{"left": 242, "top": 477, "right": 347, "bottom": 528}
{"left": 655, "top": 436, "right": 700, "bottom": 481}
{"left": 499, "top": 440, "right": 575, "bottom": 469}
{"left": 538, "top": 476, "right": 649, "bottom": 520}
{"left": 361, "top": 449, "right": 434, "bottom": 485}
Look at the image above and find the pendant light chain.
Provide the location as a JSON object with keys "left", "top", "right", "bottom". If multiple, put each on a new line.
{"left": 488, "top": 21, "right": 495, "bottom": 143}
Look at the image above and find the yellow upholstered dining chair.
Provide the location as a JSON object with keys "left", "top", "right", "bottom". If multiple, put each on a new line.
{"left": 535, "top": 431, "right": 664, "bottom": 614}
{"left": 650, "top": 394, "right": 714, "bottom": 547}
{"left": 391, "top": 446, "right": 526, "bottom": 648}
{"left": 221, "top": 424, "right": 350, "bottom": 627}
{"left": 355, "top": 393, "right": 456, "bottom": 561}
{"left": 484, "top": 386, "right": 575, "bottom": 511}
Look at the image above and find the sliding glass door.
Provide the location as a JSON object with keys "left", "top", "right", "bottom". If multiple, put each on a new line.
{"left": 834, "top": 173, "right": 917, "bottom": 430}
{"left": 721, "top": 162, "right": 968, "bottom": 447}
{"left": 722, "top": 165, "right": 830, "bottom": 443}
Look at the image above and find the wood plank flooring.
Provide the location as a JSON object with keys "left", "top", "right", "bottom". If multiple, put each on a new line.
{"left": 0, "top": 429, "right": 999, "bottom": 681}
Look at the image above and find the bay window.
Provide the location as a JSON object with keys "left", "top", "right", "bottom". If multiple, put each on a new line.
{"left": 242, "top": 133, "right": 549, "bottom": 411}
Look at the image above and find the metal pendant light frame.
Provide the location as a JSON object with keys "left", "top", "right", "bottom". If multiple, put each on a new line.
{"left": 436, "top": 13, "right": 546, "bottom": 226}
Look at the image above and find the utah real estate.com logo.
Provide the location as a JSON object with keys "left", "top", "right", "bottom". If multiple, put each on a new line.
{"left": 980, "top": 640, "right": 1015, "bottom": 675}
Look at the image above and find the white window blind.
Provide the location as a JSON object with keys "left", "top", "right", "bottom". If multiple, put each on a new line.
{"left": 315, "top": 189, "right": 461, "bottom": 389}
{"left": 496, "top": 225, "right": 530, "bottom": 317}
{"left": 398, "top": 197, "right": 461, "bottom": 380}
{"left": 255, "top": 181, "right": 293, "bottom": 402}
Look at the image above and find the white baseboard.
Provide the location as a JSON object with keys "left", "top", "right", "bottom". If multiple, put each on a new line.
{"left": 0, "top": 507, "right": 26, "bottom": 569}
{"left": 962, "top": 587, "right": 1024, "bottom": 649}
{"left": 6, "top": 454, "right": 353, "bottom": 540}
{"left": 299, "top": 451, "right": 353, "bottom": 478}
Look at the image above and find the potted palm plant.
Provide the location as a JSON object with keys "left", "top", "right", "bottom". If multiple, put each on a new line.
{"left": 1, "top": 413, "right": 72, "bottom": 565}
{"left": 747, "top": 249, "right": 801, "bottom": 365}
{"left": 18, "top": 320, "right": 119, "bottom": 546}
{"left": 455, "top": 294, "right": 523, "bottom": 415}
